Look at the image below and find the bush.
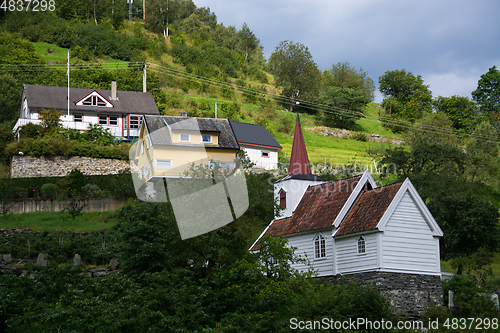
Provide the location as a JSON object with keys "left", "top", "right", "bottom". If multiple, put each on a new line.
{"left": 40, "top": 183, "right": 58, "bottom": 199}
{"left": 81, "top": 183, "right": 102, "bottom": 198}
{"left": 443, "top": 275, "right": 499, "bottom": 317}
{"left": 352, "top": 132, "right": 368, "bottom": 142}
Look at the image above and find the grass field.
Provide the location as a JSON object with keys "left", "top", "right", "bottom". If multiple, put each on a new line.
{"left": 0, "top": 210, "right": 119, "bottom": 232}
{"left": 33, "top": 42, "right": 129, "bottom": 66}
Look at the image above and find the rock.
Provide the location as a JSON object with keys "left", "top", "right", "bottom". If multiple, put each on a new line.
{"left": 0, "top": 254, "right": 11, "bottom": 264}
{"left": 109, "top": 259, "right": 119, "bottom": 270}
{"left": 88, "top": 266, "right": 109, "bottom": 277}
{"left": 73, "top": 254, "right": 82, "bottom": 266}
{"left": 36, "top": 253, "right": 48, "bottom": 267}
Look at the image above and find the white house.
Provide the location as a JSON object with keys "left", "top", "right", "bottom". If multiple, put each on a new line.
{"left": 229, "top": 120, "right": 282, "bottom": 170}
{"left": 250, "top": 114, "right": 444, "bottom": 315}
{"left": 13, "top": 82, "right": 160, "bottom": 140}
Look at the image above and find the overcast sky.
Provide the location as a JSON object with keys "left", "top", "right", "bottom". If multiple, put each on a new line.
{"left": 194, "top": 0, "right": 500, "bottom": 102}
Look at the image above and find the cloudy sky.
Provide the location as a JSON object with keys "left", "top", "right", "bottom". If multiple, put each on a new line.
{"left": 194, "top": 0, "right": 500, "bottom": 102}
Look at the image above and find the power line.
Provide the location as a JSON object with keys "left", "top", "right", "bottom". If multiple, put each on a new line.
{"left": 0, "top": 61, "right": 498, "bottom": 142}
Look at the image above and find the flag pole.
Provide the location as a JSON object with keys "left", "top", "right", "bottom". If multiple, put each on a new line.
{"left": 67, "top": 51, "right": 70, "bottom": 127}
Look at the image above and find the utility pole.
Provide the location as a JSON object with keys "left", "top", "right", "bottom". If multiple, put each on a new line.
{"left": 143, "top": 0, "right": 145, "bottom": 20}
{"left": 128, "top": 0, "right": 133, "bottom": 21}
{"left": 142, "top": 62, "right": 147, "bottom": 93}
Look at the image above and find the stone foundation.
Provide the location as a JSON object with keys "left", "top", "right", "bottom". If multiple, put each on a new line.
{"left": 321, "top": 271, "right": 443, "bottom": 318}
{"left": 11, "top": 156, "right": 130, "bottom": 178}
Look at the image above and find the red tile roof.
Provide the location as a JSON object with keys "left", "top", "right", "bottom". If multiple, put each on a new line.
{"left": 335, "top": 182, "right": 403, "bottom": 237}
{"left": 249, "top": 217, "right": 291, "bottom": 251}
{"left": 288, "top": 114, "right": 311, "bottom": 174}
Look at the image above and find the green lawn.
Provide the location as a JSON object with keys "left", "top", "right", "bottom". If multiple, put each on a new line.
{"left": 441, "top": 253, "right": 500, "bottom": 286}
{"left": 32, "top": 41, "right": 128, "bottom": 66}
{"left": 1, "top": 210, "right": 119, "bottom": 232}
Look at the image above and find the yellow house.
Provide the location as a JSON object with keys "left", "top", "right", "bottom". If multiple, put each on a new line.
{"left": 136, "top": 115, "right": 240, "bottom": 182}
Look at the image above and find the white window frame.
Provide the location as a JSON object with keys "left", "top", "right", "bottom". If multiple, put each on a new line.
{"left": 201, "top": 134, "right": 212, "bottom": 143}
{"left": 261, "top": 151, "right": 270, "bottom": 158}
{"left": 314, "top": 234, "right": 326, "bottom": 259}
{"left": 155, "top": 159, "right": 172, "bottom": 167}
{"left": 357, "top": 236, "right": 366, "bottom": 255}
{"left": 179, "top": 133, "right": 191, "bottom": 142}
{"left": 129, "top": 116, "right": 140, "bottom": 129}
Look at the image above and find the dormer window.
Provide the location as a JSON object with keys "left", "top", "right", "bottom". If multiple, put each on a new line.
{"left": 314, "top": 234, "right": 326, "bottom": 259}
{"left": 357, "top": 236, "right": 366, "bottom": 254}
{"left": 179, "top": 133, "right": 190, "bottom": 142}
{"left": 75, "top": 90, "right": 114, "bottom": 108}
{"left": 82, "top": 95, "right": 107, "bottom": 107}
{"left": 201, "top": 134, "right": 212, "bottom": 143}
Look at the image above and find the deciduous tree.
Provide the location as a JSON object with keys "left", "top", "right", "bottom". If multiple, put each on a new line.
{"left": 472, "top": 65, "right": 500, "bottom": 133}
{"left": 268, "top": 40, "right": 320, "bottom": 112}
{"left": 379, "top": 69, "right": 432, "bottom": 126}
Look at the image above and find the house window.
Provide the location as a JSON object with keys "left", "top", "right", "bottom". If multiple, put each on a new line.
{"left": 358, "top": 236, "right": 366, "bottom": 254}
{"left": 82, "top": 95, "right": 107, "bottom": 107}
{"left": 156, "top": 159, "right": 172, "bottom": 167}
{"left": 99, "top": 115, "right": 108, "bottom": 125}
{"left": 261, "top": 151, "right": 270, "bottom": 158}
{"left": 74, "top": 114, "right": 83, "bottom": 122}
{"left": 314, "top": 234, "right": 326, "bottom": 259}
{"left": 201, "top": 134, "right": 212, "bottom": 143}
{"left": 179, "top": 133, "right": 190, "bottom": 142}
{"left": 130, "top": 116, "right": 140, "bottom": 129}
{"left": 279, "top": 189, "right": 286, "bottom": 209}
{"left": 109, "top": 116, "right": 118, "bottom": 126}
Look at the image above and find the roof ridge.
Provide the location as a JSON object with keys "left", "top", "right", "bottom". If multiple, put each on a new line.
{"left": 307, "top": 174, "right": 362, "bottom": 188}
{"left": 367, "top": 180, "right": 403, "bottom": 191}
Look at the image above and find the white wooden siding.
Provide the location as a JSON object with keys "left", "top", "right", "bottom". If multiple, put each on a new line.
{"left": 286, "top": 231, "right": 334, "bottom": 277}
{"left": 382, "top": 191, "right": 439, "bottom": 273}
{"left": 336, "top": 232, "right": 378, "bottom": 274}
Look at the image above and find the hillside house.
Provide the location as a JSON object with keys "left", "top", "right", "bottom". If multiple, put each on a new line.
{"left": 229, "top": 121, "right": 282, "bottom": 170}
{"left": 13, "top": 82, "right": 160, "bottom": 140}
{"left": 135, "top": 115, "right": 240, "bottom": 181}
{"left": 250, "top": 114, "right": 444, "bottom": 316}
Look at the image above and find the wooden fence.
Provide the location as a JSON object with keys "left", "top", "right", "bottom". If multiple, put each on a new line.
{"left": 7, "top": 198, "right": 128, "bottom": 214}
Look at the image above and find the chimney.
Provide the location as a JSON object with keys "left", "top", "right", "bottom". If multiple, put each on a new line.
{"left": 111, "top": 81, "right": 117, "bottom": 100}
{"left": 180, "top": 111, "right": 188, "bottom": 117}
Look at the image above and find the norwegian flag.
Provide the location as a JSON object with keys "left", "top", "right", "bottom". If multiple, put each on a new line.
{"left": 66, "top": 51, "right": 69, "bottom": 76}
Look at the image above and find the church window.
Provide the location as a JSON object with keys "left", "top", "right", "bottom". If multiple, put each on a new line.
{"left": 279, "top": 189, "right": 286, "bottom": 209}
{"left": 358, "top": 236, "right": 366, "bottom": 254}
{"left": 314, "top": 234, "right": 326, "bottom": 258}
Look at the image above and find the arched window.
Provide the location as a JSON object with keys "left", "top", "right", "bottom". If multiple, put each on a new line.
{"left": 314, "top": 234, "right": 326, "bottom": 258}
{"left": 279, "top": 189, "right": 286, "bottom": 209}
{"left": 357, "top": 236, "right": 366, "bottom": 254}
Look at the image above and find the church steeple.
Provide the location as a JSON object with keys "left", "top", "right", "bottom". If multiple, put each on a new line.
{"left": 288, "top": 113, "right": 311, "bottom": 174}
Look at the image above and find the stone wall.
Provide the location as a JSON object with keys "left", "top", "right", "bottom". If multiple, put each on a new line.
{"left": 11, "top": 156, "right": 130, "bottom": 178}
{"left": 9, "top": 198, "right": 128, "bottom": 214}
{"left": 321, "top": 271, "right": 444, "bottom": 318}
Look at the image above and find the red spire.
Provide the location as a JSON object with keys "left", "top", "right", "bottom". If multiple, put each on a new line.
{"left": 288, "top": 113, "right": 311, "bottom": 174}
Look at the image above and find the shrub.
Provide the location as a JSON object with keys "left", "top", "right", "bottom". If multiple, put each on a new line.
{"left": 81, "top": 183, "right": 102, "bottom": 198}
{"left": 352, "top": 132, "right": 368, "bottom": 142}
{"left": 40, "top": 183, "right": 58, "bottom": 199}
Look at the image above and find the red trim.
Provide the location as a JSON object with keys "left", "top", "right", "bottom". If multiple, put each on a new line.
{"left": 238, "top": 142, "right": 282, "bottom": 149}
{"left": 74, "top": 89, "right": 115, "bottom": 107}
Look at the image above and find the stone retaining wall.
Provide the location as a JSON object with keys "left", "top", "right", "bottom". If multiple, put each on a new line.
{"left": 321, "top": 271, "right": 444, "bottom": 318}
{"left": 9, "top": 198, "right": 128, "bottom": 214}
{"left": 11, "top": 156, "right": 130, "bottom": 178}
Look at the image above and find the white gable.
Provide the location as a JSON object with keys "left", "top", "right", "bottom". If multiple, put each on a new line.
{"left": 75, "top": 90, "right": 114, "bottom": 108}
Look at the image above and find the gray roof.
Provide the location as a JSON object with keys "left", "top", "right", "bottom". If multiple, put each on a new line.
{"left": 144, "top": 116, "right": 239, "bottom": 150}
{"left": 229, "top": 121, "right": 282, "bottom": 149}
{"left": 24, "top": 84, "right": 159, "bottom": 115}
